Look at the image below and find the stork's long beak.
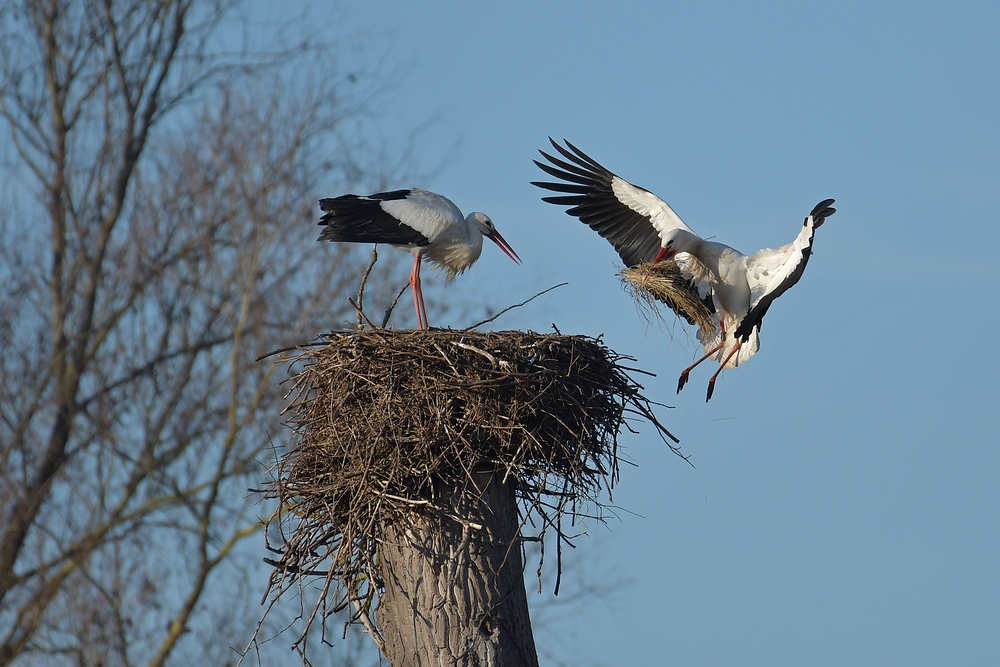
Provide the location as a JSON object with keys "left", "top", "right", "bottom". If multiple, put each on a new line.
{"left": 487, "top": 231, "right": 522, "bottom": 265}
{"left": 653, "top": 246, "right": 675, "bottom": 264}
{"left": 643, "top": 245, "right": 675, "bottom": 278}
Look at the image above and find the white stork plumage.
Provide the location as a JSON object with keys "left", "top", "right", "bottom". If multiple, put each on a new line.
{"left": 318, "top": 188, "right": 521, "bottom": 330}
{"left": 532, "top": 138, "right": 836, "bottom": 401}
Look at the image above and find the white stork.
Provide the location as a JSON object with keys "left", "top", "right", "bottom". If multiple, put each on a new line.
{"left": 532, "top": 138, "right": 835, "bottom": 401}
{"left": 318, "top": 188, "right": 521, "bottom": 330}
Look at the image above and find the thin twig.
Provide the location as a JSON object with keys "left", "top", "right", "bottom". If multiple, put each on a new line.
{"left": 255, "top": 342, "right": 326, "bottom": 362}
{"left": 381, "top": 281, "right": 409, "bottom": 328}
{"left": 347, "top": 297, "right": 378, "bottom": 330}
{"left": 351, "top": 597, "right": 387, "bottom": 656}
{"left": 463, "top": 283, "right": 568, "bottom": 330}
{"left": 356, "top": 245, "right": 378, "bottom": 329}
{"left": 450, "top": 341, "right": 501, "bottom": 368}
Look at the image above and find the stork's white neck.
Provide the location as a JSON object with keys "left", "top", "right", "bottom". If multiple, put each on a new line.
{"left": 673, "top": 230, "right": 735, "bottom": 258}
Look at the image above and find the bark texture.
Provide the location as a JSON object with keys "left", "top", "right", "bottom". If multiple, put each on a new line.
{"left": 379, "top": 471, "right": 539, "bottom": 667}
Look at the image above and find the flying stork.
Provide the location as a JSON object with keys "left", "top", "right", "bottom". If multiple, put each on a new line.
{"left": 318, "top": 189, "right": 521, "bottom": 330}
{"left": 532, "top": 138, "right": 835, "bottom": 401}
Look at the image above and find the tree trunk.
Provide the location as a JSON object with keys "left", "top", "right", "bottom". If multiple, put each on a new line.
{"left": 379, "top": 470, "right": 539, "bottom": 667}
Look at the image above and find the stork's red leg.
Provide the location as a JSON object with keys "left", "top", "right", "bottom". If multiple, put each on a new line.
{"left": 678, "top": 319, "right": 727, "bottom": 393}
{"left": 677, "top": 341, "right": 725, "bottom": 393}
{"left": 706, "top": 341, "right": 742, "bottom": 402}
{"left": 410, "top": 255, "right": 428, "bottom": 330}
{"left": 416, "top": 286, "right": 427, "bottom": 329}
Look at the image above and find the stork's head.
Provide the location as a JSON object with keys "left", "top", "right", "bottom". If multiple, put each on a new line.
{"left": 468, "top": 212, "right": 522, "bottom": 265}
{"left": 653, "top": 229, "right": 700, "bottom": 264}
{"left": 468, "top": 211, "right": 495, "bottom": 235}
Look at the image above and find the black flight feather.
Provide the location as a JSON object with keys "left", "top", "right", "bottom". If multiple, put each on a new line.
{"left": 532, "top": 138, "right": 663, "bottom": 267}
{"left": 318, "top": 191, "right": 430, "bottom": 246}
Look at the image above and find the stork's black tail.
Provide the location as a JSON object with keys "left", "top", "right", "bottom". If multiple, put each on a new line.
{"left": 808, "top": 198, "right": 837, "bottom": 229}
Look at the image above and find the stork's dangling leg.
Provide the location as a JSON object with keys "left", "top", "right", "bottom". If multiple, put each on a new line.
{"left": 678, "top": 318, "right": 728, "bottom": 393}
{"left": 706, "top": 341, "right": 742, "bottom": 402}
{"left": 410, "top": 254, "right": 428, "bottom": 330}
{"left": 677, "top": 342, "right": 725, "bottom": 393}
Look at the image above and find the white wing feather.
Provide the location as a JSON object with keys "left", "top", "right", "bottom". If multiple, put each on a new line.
{"left": 610, "top": 176, "right": 697, "bottom": 241}
{"left": 673, "top": 251, "right": 716, "bottom": 300}
{"left": 744, "top": 218, "right": 815, "bottom": 308}
{"left": 378, "top": 189, "right": 464, "bottom": 243}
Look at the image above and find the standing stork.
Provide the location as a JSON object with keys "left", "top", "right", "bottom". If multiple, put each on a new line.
{"left": 532, "top": 138, "right": 835, "bottom": 400}
{"left": 318, "top": 188, "right": 521, "bottom": 330}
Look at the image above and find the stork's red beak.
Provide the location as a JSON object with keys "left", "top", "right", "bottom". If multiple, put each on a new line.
{"left": 643, "top": 246, "right": 675, "bottom": 279}
{"left": 487, "top": 231, "right": 522, "bottom": 265}
{"left": 653, "top": 246, "right": 675, "bottom": 264}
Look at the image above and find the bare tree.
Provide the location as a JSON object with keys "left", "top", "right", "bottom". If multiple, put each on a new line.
{"left": 0, "top": 1, "right": 412, "bottom": 664}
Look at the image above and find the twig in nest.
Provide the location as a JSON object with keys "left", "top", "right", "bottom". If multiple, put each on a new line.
{"left": 255, "top": 341, "right": 326, "bottom": 362}
{"left": 356, "top": 245, "right": 379, "bottom": 330}
{"left": 381, "top": 281, "right": 410, "bottom": 328}
{"left": 348, "top": 297, "right": 378, "bottom": 330}
{"left": 464, "top": 283, "right": 568, "bottom": 330}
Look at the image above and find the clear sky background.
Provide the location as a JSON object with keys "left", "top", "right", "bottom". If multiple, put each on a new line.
{"left": 298, "top": 2, "right": 1000, "bottom": 665}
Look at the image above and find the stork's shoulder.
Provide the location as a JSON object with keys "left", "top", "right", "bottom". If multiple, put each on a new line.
{"left": 400, "top": 188, "right": 454, "bottom": 209}
{"left": 609, "top": 177, "right": 696, "bottom": 238}
{"left": 377, "top": 189, "right": 464, "bottom": 241}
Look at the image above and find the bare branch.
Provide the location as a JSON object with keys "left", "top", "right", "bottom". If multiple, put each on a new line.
{"left": 381, "top": 281, "right": 410, "bottom": 329}
{"left": 356, "top": 244, "right": 378, "bottom": 329}
{"left": 464, "top": 283, "right": 569, "bottom": 330}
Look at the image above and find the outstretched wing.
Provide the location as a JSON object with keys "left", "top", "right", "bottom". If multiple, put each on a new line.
{"left": 531, "top": 138, "right": 696, "bottom": 267}
{"left": 734, "top": 199, "right": 836, "bottom": 341}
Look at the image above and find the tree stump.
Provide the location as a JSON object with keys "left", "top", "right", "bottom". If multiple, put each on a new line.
{"left": 379, "top": 471, "right": 538, "bottom": 667}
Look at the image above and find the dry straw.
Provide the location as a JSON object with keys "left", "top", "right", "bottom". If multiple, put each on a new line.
{"left": 619, "top": 259, "right": 716, "bottom": 339}
{"left": 258, "top": 328, "right": 684, "bottom": 647}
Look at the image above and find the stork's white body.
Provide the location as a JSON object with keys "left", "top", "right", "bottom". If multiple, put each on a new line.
{"left": 533, "top": 138, "right": 835, "bottom": 400}
{"left": 375, "top": 190, "right": 486, "bottom": 278}
{"left": 318, "top": 188, "right": 521, "bottom": 330}
{"left": 671, "top": 237, "right": 760, "bottom": 370}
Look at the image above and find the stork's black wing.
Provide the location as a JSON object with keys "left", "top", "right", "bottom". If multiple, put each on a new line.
{"left": 531, "top": 138, "right": 695, "bottom": 267}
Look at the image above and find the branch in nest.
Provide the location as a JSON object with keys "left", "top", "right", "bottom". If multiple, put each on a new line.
{"left": 356, "top": 245, "right": 379, "bottom": 329}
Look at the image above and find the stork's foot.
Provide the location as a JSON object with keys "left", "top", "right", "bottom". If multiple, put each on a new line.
{"left": 677, "top": 371, "right": 689, "bottom": 394}
{"left": 705, "top": 341, "right": 738, "bottom": 402}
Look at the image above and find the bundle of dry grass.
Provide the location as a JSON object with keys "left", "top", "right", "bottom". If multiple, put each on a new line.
{"left": 258, "top": 329, "right": 683, "bottom": 643}
{"left": 620, "top": 259, "right": 716, "bottom": 339}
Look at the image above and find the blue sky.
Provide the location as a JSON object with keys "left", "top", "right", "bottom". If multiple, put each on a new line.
{"left": 301, "top": 2, "right": 1000, "bottom": 664}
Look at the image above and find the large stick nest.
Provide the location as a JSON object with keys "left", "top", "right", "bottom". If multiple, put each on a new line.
{"left": 259, "top": 329, "right": 683, "bottom": 641}
{"left": 620, "top": 259, "right": 716, "bottom": 340}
